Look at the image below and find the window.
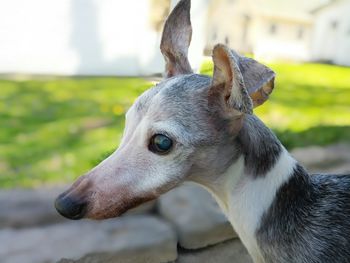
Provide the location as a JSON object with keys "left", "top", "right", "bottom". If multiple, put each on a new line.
{"left": 331, "top": 20, "right": 338, "bottom": 30}
{"left": 269, "top": 23, "right": 277, "bottom": 35}
{"left": 297, "top": 27, "right": 304, "bottom": 39}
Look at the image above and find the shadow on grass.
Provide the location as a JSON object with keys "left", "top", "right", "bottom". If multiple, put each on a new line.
{"left": 269, "top": 84, "right": 350, "bottom": 108}
{"left": 274, "top": 125, "right": 350, "bottom": 150}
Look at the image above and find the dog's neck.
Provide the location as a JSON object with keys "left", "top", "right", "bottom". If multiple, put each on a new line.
{"left": 191, "top": 115, "right": 299, "bottom": 263}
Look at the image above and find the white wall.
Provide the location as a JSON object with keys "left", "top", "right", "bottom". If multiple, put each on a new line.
{"left": 205, "top": 0, "right": 258, "bottom": 54}
{"left": 312, "top": 1, "right": 350, "bottom": 66}
{"left": 0, "top": 0, "right": 207, "bottom": 76}
{"left": 205, "top": 0, "right": 312, "bottom": 62}
{"left": 253, "top": 17, "right": 312, "bottom": 61}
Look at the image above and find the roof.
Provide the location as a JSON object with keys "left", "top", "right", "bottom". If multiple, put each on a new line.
{"left": 258, "top": 0, "right": 330, "bottom": 12}
{"left": 310, "top": 0, "right": 344, "bottom": 13}
{"left": 208, "top": 0, "right": 332, "bottom": 24}
{"left": 254, "top": 0, "right": 331, "bottom": 23}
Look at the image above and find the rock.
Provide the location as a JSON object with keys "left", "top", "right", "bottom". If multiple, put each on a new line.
{"left": 292, "top": 143, "right": 350, "bottom": 174}
{"left": 0, "top": 187, "right": 155, "bottom": 228}
{"left": 58, "top": 249, "right": 174, "bottom": 263}
{"left": 0, "top": 215, "right": 177, "bottom": 263}
{"left": 158, "top": 183, "right": 237, "bottom": 249}
{"left": 176, "top": 239, "right": 253, "bottom": 263}
{"left": 125, "top": 200, "right": 156, "bottom": 215}
{"left": 0, "top": 187, "right": 65, "bottom": 228}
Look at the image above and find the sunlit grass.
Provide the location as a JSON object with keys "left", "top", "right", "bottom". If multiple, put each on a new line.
{"left": 0, "top": 77, "right": 152, "bottom": 188}
{"left": 257, "top": 62, "right": 350, "bottom": 131}
{"left": 1, "top": 60, "right": 350, "bottom": 188}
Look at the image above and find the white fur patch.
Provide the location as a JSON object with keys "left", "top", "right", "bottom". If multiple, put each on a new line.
{"left": 205, "top": 148, "right": 297, "bottom": 262}
{"left": 232, "top": 148, "right": 296, "bottom": 261}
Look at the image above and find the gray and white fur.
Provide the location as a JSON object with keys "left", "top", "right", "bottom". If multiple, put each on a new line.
{"left": 55, "top": 1, "right": 350, "bottom": 262}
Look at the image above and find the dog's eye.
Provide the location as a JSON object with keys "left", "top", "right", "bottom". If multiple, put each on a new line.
{"left": 149, "top": 134, "right": 173, "bottom": 154}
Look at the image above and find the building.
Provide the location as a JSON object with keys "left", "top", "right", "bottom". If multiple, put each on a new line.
{"left": 311, "top": 0, "right": 350, "bottom": 66}
{"left": 205, "top": 0, "right": 329, "bottom": 61}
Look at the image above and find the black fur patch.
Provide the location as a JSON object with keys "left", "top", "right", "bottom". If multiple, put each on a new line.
{"left": 237, "top": 114, "right": 282, "bottom": 177}
{"left": 257, "top": 164, "right": 350, "bottom": 263}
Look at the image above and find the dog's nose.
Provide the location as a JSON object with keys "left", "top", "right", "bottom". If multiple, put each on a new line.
{"left": 54, "top": 195, "right": 86, "bottom": 220}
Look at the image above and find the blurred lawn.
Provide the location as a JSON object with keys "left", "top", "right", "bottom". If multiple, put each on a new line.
{"left": 0, "top": 77, "right": 152, "bottom": 188}
{"left": 1, "top": 61, "right": 350, "bottom": 188}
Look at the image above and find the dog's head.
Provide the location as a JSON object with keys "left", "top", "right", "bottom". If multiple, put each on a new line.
{"left": 55, "top": 0, "right": 275, "bottom": 220}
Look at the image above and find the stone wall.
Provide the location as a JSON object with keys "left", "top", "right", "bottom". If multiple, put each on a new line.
{"left": 1, "top": 143, "right": 349, "bottom": 263}
{"left": 1, "top": 183, "right": 251, "bottom": 263}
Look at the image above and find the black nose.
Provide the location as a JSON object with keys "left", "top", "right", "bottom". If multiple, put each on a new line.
{"left": 54, "top": 195, "right": 86, "bottom": 220}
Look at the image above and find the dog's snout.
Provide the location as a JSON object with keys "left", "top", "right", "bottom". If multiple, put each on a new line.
{"left": 54, "top": 195, "right": 87, "bottom": 220}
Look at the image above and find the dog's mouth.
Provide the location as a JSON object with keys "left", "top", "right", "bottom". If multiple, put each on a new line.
{"left": 55, "top": 182, "right": 158, "bottom": 220}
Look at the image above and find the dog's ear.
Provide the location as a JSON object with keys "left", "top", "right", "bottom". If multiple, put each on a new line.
{"left": 210, "top": 44, "right": 276, "bottom": 114}
{"left": 238, "top": 56, "right": 275, "bottom": 107}
{"left": 210, "top": 44, "right": 253, "bottom": 115}
{"left": 160, "top": 0, "right": 193, "bottom": 78}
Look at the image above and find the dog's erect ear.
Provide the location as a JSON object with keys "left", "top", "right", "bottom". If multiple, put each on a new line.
{"left": 238, "top": 56, "right": 275, "bottom": 107}
{"left": 160, "top": 0, "right": 193, "bottom": 78}
{"left": 210, "top": 44, "right": 276, "bottom": 113}
{"left": 210, "top": 44, "right": 253, "bottom": 114}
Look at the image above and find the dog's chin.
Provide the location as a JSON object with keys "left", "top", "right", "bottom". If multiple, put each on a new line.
{"left": 85, "top": 196, "right": 156, "bottom": 220}
{"left": 85, "top": 207, "right": 128, "bottom": 220}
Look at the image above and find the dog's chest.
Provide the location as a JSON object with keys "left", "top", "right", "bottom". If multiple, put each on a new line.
{"left": 226, "top": 149, "right": 297, "bottom": 262}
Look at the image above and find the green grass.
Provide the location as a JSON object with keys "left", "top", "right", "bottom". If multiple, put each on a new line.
{"left": 0, "top": 77, "right": 152, "bottom": 188}
{"left": 1, "top": 61, "right": 350, "bottom": 188}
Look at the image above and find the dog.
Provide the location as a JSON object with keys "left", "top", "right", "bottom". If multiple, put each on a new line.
{"left": 55, "top": 0, "right": 350, "bottom": 262}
